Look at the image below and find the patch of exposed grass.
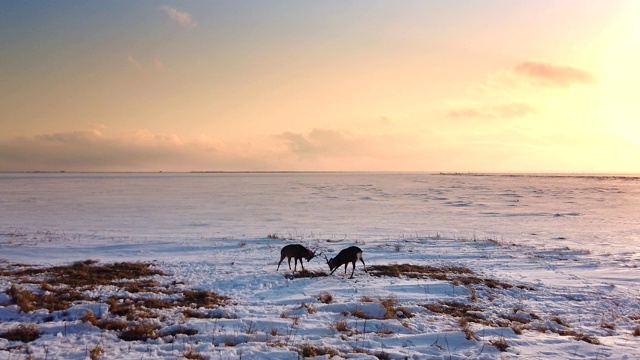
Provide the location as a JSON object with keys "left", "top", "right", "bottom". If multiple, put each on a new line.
{"left": 317, "top": 291, "right": 333, "bottom": 304}
{"left": 491, "top": 337, "right": 509, "bottom": 352}
{"left": 331, "top": 319, "right": 350, "bottom": 332}
{"left": 119, "top": 322, "right": 160, "bottom": 341}
{"left": 6, "top": 284, "right": 85, "bottom": 313}
{"left": 423, "top": 301, "right": 479, "bottom": 318}
{"left": 600, "top": 322, "right": 616, "bottom": 330}
{"left": 353, "top": 295, "right": 413, "bottom": 320}
{"left": 633, "top": 326, "right": 640, "bottom": 336}
{"left": 368, "top": 264, "right": 534, "bottom": 291}
{"left": 299, "top": 302, "right": 316, "bottom": 314}
{"left": 0, "top": 324, "right": 41, "bottom": 343}
{"left": 183, "top": 348, "right": 207, "bottom": 360}
{"left": 548, "top": 328, "right": 600, "bottom": 345}
{"left": 460, "top": 317, "right": 479, "bottom": 340}
{"left": 89, "top": 344, "right": 104, "bottom": 360}
{"left": 298, "top": 343, "right": 340, "bottom": 358}
{"left": 181, "top": 290, "right": 229, "bottom": 308}
{"left": 182, "top": 309, "right": 219, "bottom": 319}
{"left": 550, "top": 316, "right": 570, "bottom": 327}
{"left": 2, "top": 260, "right": 165, "bottom": 288}
{"left": 284, "top": 270, "right": 328, "bottom": 279}
{"left": 163, "top": 327, "right": 199, "bottom": 337}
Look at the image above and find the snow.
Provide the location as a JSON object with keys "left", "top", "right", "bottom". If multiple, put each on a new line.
{"left": 1, "top": 172, "right": 639, "bottom": 359}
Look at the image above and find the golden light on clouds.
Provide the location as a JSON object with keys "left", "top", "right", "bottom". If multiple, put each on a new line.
{"left": 1, "top": 1, "right": 639, "bottom": 173}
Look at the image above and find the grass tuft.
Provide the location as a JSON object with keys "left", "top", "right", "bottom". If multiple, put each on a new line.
{"left": 119, "top": 322, "right": 160, "bottom": 341}
{"left": 183, "top": 348, "right": 207, "bottom": 360}
{"left": 0, "top": 323, "right": 41, "bottom": 343}
{"left": 284, "top": 270, "right": 328, "bottom": 279}
{"left": 89, "top": 344, "right": 104, "bottom": 360}
{"left": 317, "top": 291, "right": 333, "bottom": 304}
{"left": 491, "top": 337, "right": 509, "bottom": 352}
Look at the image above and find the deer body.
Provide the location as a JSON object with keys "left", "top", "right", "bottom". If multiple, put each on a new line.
{"left": 277, "top": 244, "right": 316, "bottom": 272}
{"left": 326, "top": 246, "right": 366, "bottom": 278}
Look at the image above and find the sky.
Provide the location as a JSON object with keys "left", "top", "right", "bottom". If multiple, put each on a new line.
{"left": 1, "top": 1, "right": 639, "bottom": 173}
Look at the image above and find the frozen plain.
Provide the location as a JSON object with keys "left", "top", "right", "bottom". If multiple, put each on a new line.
{"left": 0, "top": 172, "right": 639, "bottom": 359}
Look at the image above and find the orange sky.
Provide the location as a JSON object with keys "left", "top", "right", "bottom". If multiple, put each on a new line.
{"left": 1, "top": 1, "right": 639, "bottom": 173}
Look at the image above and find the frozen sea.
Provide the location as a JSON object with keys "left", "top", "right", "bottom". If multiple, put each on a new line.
{"left": 1, "top": 172, "right": 639, "bottom": 359}
{"left": 1, "top": 172, "right": 639, "bottom": 255}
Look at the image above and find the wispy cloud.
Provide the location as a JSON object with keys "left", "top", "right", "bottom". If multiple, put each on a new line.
{"left": 513, "top": 61, "right": 596, "bottom": 87}
{"left": 160, "top": 5, "right": 197, "bottom": 28}
{"left": 448, "top": 103, "right": 536, "bottom": 119}
{"left": 127, "top": 55, "right": 143, "bottom": 70}
{"left": 127, "top": 55, "right": 165, "bottom": 72}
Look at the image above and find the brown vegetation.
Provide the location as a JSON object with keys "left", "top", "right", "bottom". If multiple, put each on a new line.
{"left": 284, "top": 270, "right": 328, "bottom": 279}
{"left": 317, "top": 291, "right": 333, "bottom": 304}
{"left": 119, "top": 322, "right": 160, "bottom": 341}
{"left": 0, "top": 324, "right": 41, "bottom": 343}
{"left": 298, "top": 343, "right": 340, "bottom": 358}
{"left": 368, "top": 263, "right": 535, "bottom": 290}
{"left": 491, "top": 337, "right": 509, "bottom": 352}
{"left": 1, "top": 260, "right": 232, "bottom": 348}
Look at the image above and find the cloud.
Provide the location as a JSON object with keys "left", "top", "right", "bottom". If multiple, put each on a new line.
{"left": 160, "top": 5, "right": 197, "bottom": 28}
{"left": 127, "top": 55, "right": 165, "bottom": 72}
{"left": 513, "top": 61, "right": 596, "bottom": 87}
{"left": 448, "top": 103, "right": 536, "bottom": 119}
{"left": 0, "top": 128, "right": 274, "bottom": 172}
{"left": 127, "top": 55, "right": 143, "bottom": 70}
{"left": 276, "top": 128, "right": 372, "bottom": 158}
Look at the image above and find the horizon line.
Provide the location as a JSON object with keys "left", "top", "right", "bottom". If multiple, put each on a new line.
{"left": 1, "top": 170, "right": 639, "bottom": 178}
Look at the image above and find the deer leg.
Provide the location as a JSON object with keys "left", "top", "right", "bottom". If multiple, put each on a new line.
{"left": 293, "top": 258, "right": 298, "bottom": 272}
{"left": 300, "top": 260, "right": 305, "bottom": 272}
{"left": 288, "top": 258, "right": 292, "bottom": 270}
{"left": 329, "top": 266, "right": 338, "bottom": 275}
{"left": 277, "top": 255, "right": 286, "bottom": 271}
{"left": 349, "top": 261, "right": 356, "bottom": 278}
{"left": 344, "top": 263, "right": 348, "bottom": 275}
{"left": 360, "top": 258, "right": 367, "bottom": 272}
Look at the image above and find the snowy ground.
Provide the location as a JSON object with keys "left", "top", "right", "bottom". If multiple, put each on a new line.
{"left": 1, "top": 230, "right": 638, "bottom": 359}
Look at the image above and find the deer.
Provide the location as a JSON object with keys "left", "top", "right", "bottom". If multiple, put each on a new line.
{"left": 276, "top": 244, "right": 317, "bottom": 272}
{"left": 324, "top": 246, "right": 367, "bottom": 279}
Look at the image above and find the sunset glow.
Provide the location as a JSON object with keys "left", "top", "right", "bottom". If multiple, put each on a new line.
{"left": 1, "top": 1, "right": 639, "bottom": 173}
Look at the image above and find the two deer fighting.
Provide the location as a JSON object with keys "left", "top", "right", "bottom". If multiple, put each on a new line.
{"left": 276, "top": 244, "right": 367, "bottom": 279}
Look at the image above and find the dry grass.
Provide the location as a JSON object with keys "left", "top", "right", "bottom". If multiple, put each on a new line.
{"left": 423, "top": 301, "right": 480, "bottom": 318}
{"left": 317, "top": 291, "right": 333, "bottom": 304}
{"left": 550, "top": 316, "right": 570, "bottom": 327}
{"left": 633, "top": 326, "right": 640, "bottom": 336}
{"left": 351, "top": 295, "right": 413, "bottom": 321}
{"left": 459, "top": 317, "right": 479, "bottom": 340}
{"left": 491, "top": 337, "right": 509, "bottom": 352}
{"left": 89, "top": 344, "right": 104, "bottom": 360}
{"left": 183, "top": 348, "right": 207, "bottom": 360}
{"left": 331, "top": 319, "right": 350, "bottom": 332}
{"left": 163, "top": 327, "right": 199, "bottom": 337}
{"left": 181, "top": 290, "right": 229, "bottom": 308}
{"left": 119, "top": 322, "right": 160, "bottom": 341}
{"left": 0, "top": 259, "right": 235, "bottom": 354}
{"left": 600, "top": 322, "right": 616, "bottom": 330}
{"left": 284, "top": 270, "right": 328, "bottom": 279}
{"left": 182, "top": 309, "right": 228, "bottom": 319}
{"left": 0, "top": 324, "right": 41, "bottom": 343}
{"left": 298, "top": 343, "right": 340, "bottom": 358}
{"left": 299, "top": 302, "right": 316, "bottom": 314}
{"left": 367, "top": 263, "right": 534, "bottom": 291}
{"left": 511, "top": 323, "right": 529, "bottom": 335}
{"left": 6, "top": 284, "right": 84, "bottom": 313}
